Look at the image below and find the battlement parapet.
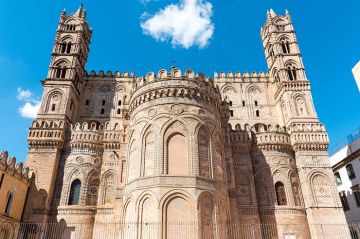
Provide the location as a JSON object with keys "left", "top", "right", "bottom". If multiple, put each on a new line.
{"left": 69, "top": 122, "right": 104, "bottom": 151}
{"left": 225, "top": 127, "right": 253, "bottom": 148}
{"left": 252, "top": 124, "right": 292, "bottom": 151}
{"left": 28, "top": 119, "right": 66, "bottom": 148}
{"left": 129, "top": 68, "right": 222, "bottom": 114}
{"left": 103, "top": 122, "right": 126, "bottom": 149}
{"left": 86, "top": 70, "right": 135, "bottom": 79}
{"left": 274, "top": 80, "right": 311, "bottom": 99}
{"left": 133, "top": 68, "right": 219, "bottom": 90}
{"left": 0, "top": 151, "right": 32, "bottom": 183}
{"left": 214, "top": 71, "right": 270, "bottom": 83}
{"left": 286, "top": 123, "right": 329, "bottom": 151}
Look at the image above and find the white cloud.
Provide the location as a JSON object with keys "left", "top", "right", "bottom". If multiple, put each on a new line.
{"left": 17, "top": 87, "right": 33, "bottom": 101}
{"left": 140, "top": 0, "right": 214, "bottom": 49}
{"left": 19, "top": 102, "right": 40, "bottom": 119}
{"left": 16, "top": 87, "right": 40, "bottom": 119}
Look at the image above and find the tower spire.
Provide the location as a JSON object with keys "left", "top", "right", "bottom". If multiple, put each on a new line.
{"left": 75, "top": 3, "right": 83, "bottom": 17}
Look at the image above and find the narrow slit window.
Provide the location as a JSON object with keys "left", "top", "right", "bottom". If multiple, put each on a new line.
{"left": 118, "top": 100, "right": 122, "bottom": 106}
{"left": 85, "top": 99, "right": 89, "bottom": 105}
{"left": 242, "top": 101, "right": 245, "bottom": 106}
{"left": 230, "top": 110, "right": 234, "bottom": 117}
{"left": 117, "top": 108, "right": 121, "bottom": 114}
{"left": 4, "top": 193, "right": 13, "bottom": 215}
{"left": 255, "top": 101, "right": 258, "bottom": 106}
{"left": 101, "top": 108, "right": 105, "bottom": 115}
{"left": 256, "top": 110, "right": 260, "bottom": 117}
{"left": 102, "top": 100, "right": 106, "bottom": 106}
{"left": 51, "top": 104, "right": 56, "bottom": 112}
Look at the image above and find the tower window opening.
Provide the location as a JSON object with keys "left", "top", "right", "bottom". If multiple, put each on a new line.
{"left": 287, "top": 66, "right": 297, "bottom": 81}
{"left": 102, "top": 100, "right": 106, "bottom": 106}
{"left": 277, "top": 25, "right": 285, "bottom": 31}
{"left": 51, "top": 104, "right": 56, "bottom": 112}
{"left": 268, "top": 46, "right": 274, "bottom": 61}
{"left": 60, "top": 43, "right": 66, "bottom": 53}
{"left": 101, "top": 108, "right": 105, "bottom": 115}
{"left": 229, "top": 101, "right": 233, "bottom": 106}
{"left": 281, "top": 40, "right": 291, "bottom": 54}
{"left": 118, "top": 100, "right": 122, "bottom": 106}
{"left": 230, "top": 110, "right": 234, "bottom": 117}
{"left": 56, "top": 68, "right": 67, "bottom": 79}
{"left": 242, "top": 101, "right": 245, "bottom": 106}
{"left": 117, "top": 108, "right": 121, "bottom": 114}
{"left": 256, "top": 110, "right": 260, "bottom": 117}
{"left": 85, "top": 100, "right": 89, "bottom": 105}
{"left": 255, "top": 101, "right": 258, "bottom": 106}
{"left": 66, "top": 43, "right": 72, "bottom": 54}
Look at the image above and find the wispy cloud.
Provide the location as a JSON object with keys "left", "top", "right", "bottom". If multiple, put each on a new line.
{"left": 140, "top": 0, "right": 214, "bottom": 49}
{"left": 17, "top": 87, "right": 40, "bottom": 119}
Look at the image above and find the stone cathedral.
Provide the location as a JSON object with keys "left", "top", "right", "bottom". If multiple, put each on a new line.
{"left": 20, "top": 5, "right": 349, "bottom": 239}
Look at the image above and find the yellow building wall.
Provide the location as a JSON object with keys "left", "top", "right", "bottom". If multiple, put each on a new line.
{"left": 0, "top": 172, "right": 29, "bottom": 221}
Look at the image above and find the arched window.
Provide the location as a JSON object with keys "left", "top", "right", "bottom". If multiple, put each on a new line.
{"left": 68, "top": 179, "right": 81, "bottom": 205}
{"left": 101, "top": 108, "right": 105, "bottom": 115}
{"left": 118, "top": 100, "right": 122, "bottom": 106}
{"left": 60, "top": 43, "right": 67, "bottom": 53}
{"left": 230, "top": 110, "right": 234, "bottom": 117}
{"left": 281, "top": 38, "right": 291, "bottom": 54}
{"left": 346, "top": 164, "right": 356, "bottom": 179}
{"left": 275, "top": 181, "right": 287, "bottom": 205}
{"left": 102, "top": 100, "right": 106, "bottom": 106}
{"left": 54, "top": 61, "right": 68, "bottom": 79}
{"left": 51, "top": 104, "right": 56, "bottom": 111}
{"left": 66, "top": 43, "right": 72, "bottom": 54}
{"left": 167, "top": 133, "right": 188, "bottom": 175}
{"left": 4, "top": 192, "right": 13, "bottom": 215}
{"left": 256, "top": 110, "right": 260, "bottom": 117}
{"left": 117, "top": 108, "right": 121, "bottom": 114}
{"left": 242, "top": 101, "right": 245, "bottom": 106}
{"left": 254, "top": 100, "right": 258, "bottom": 106}
{"left": 273, "top": 71, "right": 280, "bottom": 82}
{"left": 287, "top": 65, "right": 297, "bottom": 81}
{"left": 268, "top": 46, "right": 274, "bottom": 61}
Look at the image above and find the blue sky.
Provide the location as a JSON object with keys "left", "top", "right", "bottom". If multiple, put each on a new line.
{"left": 0, "top": 0, "right": 359, "bottom": 161}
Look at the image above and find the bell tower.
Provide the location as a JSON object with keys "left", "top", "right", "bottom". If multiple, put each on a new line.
{"left": 37, "top": 4, "right": 92, "bottom": 122}
{"left": 23, "top": 5, "right": 93, "bottom": 224}
{"left": 262, "top": 9, "right": 306, "bottom": 84}
{"left": 260, "top": 10, "right": 348, "bottom": 232}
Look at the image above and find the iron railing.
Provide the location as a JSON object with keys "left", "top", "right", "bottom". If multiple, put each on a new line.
{"left": 0, "top": 221, "right": 359, "bottom": 239}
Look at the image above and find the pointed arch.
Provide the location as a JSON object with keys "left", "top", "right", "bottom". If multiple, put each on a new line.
{"left": 293, "top": 93, "right": 309, "bottom": 117}
{"left": 198, "top": 125, "right": 210, "bottom": 178}
{"left": 143, "top": 129, "right": 155, "bottom": 177}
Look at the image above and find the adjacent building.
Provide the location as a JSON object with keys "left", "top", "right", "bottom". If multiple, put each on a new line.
{"left": 330, "top": 128, "right": 360, "bottom": 223}
{"left": 353, "top": 61, "right": 360, "bottom": 92}
{"left": 1, "top": 5, "right": 350, "bottom": 239}
{"left": 0, "top": 151, "right": 31, "bottom": 237}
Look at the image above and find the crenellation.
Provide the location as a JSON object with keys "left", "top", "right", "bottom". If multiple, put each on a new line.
{"left": 0, "top": 151, "right": 32, "bottom": 182}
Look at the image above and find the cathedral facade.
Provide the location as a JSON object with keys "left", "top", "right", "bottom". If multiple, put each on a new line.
{"left": 20, "top": 5, "right": 349, "bottom": 239}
